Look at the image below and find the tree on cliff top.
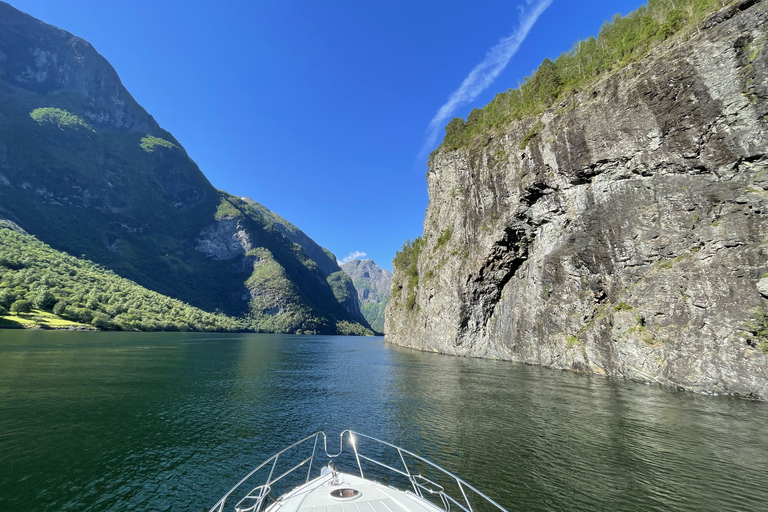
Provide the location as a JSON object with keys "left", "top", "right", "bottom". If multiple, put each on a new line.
{"left": 436, "top": 0, "right": 735, "bottom": 154}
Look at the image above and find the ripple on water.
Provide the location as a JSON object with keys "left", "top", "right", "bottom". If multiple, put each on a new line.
{"left": 0, "top": 332, "right": 767, "bottom": 512}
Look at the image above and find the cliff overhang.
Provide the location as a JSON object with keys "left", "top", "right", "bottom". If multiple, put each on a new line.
{"left": 386, "top": 0, "right": 768, "bottom": 399}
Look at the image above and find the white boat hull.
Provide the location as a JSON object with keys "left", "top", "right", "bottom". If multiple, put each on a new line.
{"left": 266, "top": 472, "right": 446, "bottom": 512}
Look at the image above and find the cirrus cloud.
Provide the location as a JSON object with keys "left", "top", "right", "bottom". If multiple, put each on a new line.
{"left": 419, "top": 0, "right": 555, "bottom": 161}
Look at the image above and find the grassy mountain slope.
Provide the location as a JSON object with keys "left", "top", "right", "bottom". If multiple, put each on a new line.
{"left": 238, "top": 196, "right": 368, "bottom": 326}
{"left": 0, "top": 2, "right": 370, "bottom": 335}
{"left": 0, "top": 220, "right": 239, "bottom": 331}
{"left": 210, "top": 194, "right": 371, "bottom": 334}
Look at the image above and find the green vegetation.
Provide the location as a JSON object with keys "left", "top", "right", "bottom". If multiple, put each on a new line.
{"left": 245, "top": 249, "right": 302, "bottom": 331}
{"left": 0, "top": 222, "right": 240, "bottom": 331}
{"left": 360, "top": 302, "right": 387, "bottom": 333}
{"left": 520, "top": 120, "right": 544, "bottom": 150}
{"left": 1, "top": 308, "right": 90, "bottom": 330}
{"left": 6, "top": 108, "right": 372, "bottom": 334}
{"left": 394, "top": 238, "right": 423, "bottom": 310}
{"left": 326, "top": 271, "right": 355, "bottom": 304}
{"left": 746, "top": 313, "right": 768, "bottom": 354}
{"left": 642, "top": 334, "right": 660, "bottom": 346}
{"left": 1, "top": 30, "right": 372, "bottom": 337}
{"left": 490, "top": 148, "right": 509, "bottom": 169}
{"left": 242, "top": 246, "right": 372, "bottom": 336}
{"left": 30, "top": 107, "right": 94, "bottom": 131}
{"left": 436, "top": 228, "right": 453, "bottom": 249}
{"left": 140, "top": 134, "right": 177, "bottom": 152}
{"left": 2, "top": 90, "right": 250, "bottom": 317}
{"left": 348, "top": 273, "right": 389, "bottom": 333}
{"left": 613, "top": 302, "right": 634, "bottom": 311}
{"left": 215, "top": 197, "right": 244, "bottom": 220}
{"left": 627, "top": 323, "right": 658, "bottom": 346}
{"left": 210, "top": 195, "right": 374, "bottom": 335}
{"left": 336, "top": 320, "right": 373, "bottom": 336}
{"left": 435, "top": 0, "right": 733, "bottom": 154}
{"left": 567, "top": 334, "right": 581, "bottom": 347}
{"left": 394, "top": 237, "right": 423, "bottom": 275}
{"left": 10, "top": 299, "right": 32, "bottom": 314}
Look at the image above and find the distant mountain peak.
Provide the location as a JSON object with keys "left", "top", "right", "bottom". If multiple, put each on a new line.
{"left": 341, "top": 259, "right": 392, "bottom": 334}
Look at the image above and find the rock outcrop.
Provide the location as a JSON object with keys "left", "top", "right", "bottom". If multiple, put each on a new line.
{"left": 236, "top": 198, "right": 369, "bottom": 326}
{"left": 342, "top": 259, "right": 392, "bottom": 333}
{"left": 386, "top": 0, "right": 768, "bottom": 398}
{"left": 0, "top": 2, "right": 156, "bottom": 132}
{"left": 196, "top": 218, "right": 254, "bottom": 261}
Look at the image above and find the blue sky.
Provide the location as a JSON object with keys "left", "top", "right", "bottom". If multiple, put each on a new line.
{"left": 10, "top": 0, "right": 644, "bottom": 271}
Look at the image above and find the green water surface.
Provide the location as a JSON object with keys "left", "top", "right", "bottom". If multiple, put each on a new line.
{"left": 0, "top": 331, "right": 766, "bottom": 511}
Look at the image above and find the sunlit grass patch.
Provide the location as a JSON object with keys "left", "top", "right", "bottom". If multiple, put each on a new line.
{"left": 1, "top": 310, "right": 91, "bottom": 330}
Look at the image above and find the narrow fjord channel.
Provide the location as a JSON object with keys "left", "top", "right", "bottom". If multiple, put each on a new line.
{"left": 1, "top": 331, "right": 766, "bottom": 511}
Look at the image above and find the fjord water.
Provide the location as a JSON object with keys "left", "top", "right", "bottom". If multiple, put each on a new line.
{"left": 1, "top": 332, "right": 766, "bottom": 512}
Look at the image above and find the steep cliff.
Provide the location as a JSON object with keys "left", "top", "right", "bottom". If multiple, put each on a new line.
{"left": 0, "top": 2, "right": 371, "bottom": 334}
{"left": 239, "top": 197, "right": 369, "bottom": 326}
{"left": 341, "top": 259, "right": 392, "bottom": 333}
{"left": 386, "top": 0, "right": 768, "bottom": 397}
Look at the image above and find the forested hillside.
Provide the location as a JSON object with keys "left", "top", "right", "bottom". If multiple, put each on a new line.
{"left": 0, "top": 2, "right": 371, "bottom": 335}
{"left": 0, "top": 221, "right": 239, "bottom": 331}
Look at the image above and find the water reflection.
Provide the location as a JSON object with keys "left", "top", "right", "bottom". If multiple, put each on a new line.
{"left": 0, "top": 332, "right": 766, "bottom": 512}
{"left": 382, "top": 348, "right": 768, "bottom": 512}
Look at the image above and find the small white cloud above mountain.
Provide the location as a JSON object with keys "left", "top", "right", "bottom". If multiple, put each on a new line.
{"left": 339, "top": 251, "right": 367, "bottom": 264}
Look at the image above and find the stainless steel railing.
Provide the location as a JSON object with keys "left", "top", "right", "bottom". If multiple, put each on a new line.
{"left": 208, "top": 432, "right": 322, "bottom": 512}
{"left": 208, "top": 430, "right": 509, "bottom": 512}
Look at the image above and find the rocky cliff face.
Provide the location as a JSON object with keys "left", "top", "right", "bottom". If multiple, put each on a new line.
{"left": 0, "top": 2, "right": 156, "bottom": 132}
{"left": 342, "top": 259, "right": 392, "bottom": 333}
{"left": 239, "top": 198, "right": 368, "bottom": 326}
{"left": 386, "top": 0, "right": 768, "bottom": 398}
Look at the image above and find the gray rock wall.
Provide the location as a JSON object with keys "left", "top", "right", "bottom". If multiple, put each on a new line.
{"left": 386, "top": 0, "right": 768, "bottom": 398}
{"left": 342, "top": 259, "right": 392, "bottom": 332}
{"left": 341, "top": 259, "right": 393, "bottom": 305}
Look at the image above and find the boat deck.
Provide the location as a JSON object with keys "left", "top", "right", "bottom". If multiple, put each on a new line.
{"left": 266, "top": 472, "right": 443, "bottom": 512}
{"left": 210, "top": 431, "right": 506, "bottom": 512}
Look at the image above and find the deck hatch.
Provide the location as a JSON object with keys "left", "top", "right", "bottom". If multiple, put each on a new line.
{"left": 330, "top": 488, "right": 361, "bottom": 501}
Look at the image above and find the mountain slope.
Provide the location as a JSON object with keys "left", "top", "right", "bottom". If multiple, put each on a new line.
{"left": 0, "top": 220, "right": 239, "bottom": 331}
{"left": 0, "top": 2, "right": 370, "bottom": 335}
{"left": 386, "top": 0, "right": 768, "bottom": 397}
{"left": 341, "top": 259, "right": 392, "bottom": 333}
{"left": 197, "top": 194, "right": 371, "bottom": 334}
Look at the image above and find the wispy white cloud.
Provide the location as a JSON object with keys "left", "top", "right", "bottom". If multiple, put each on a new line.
{"left": 419, "top": 0, "right": 554, "bottom": 161}
{"left": 339, "top": 251, "right": 367, "bottom": 264}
